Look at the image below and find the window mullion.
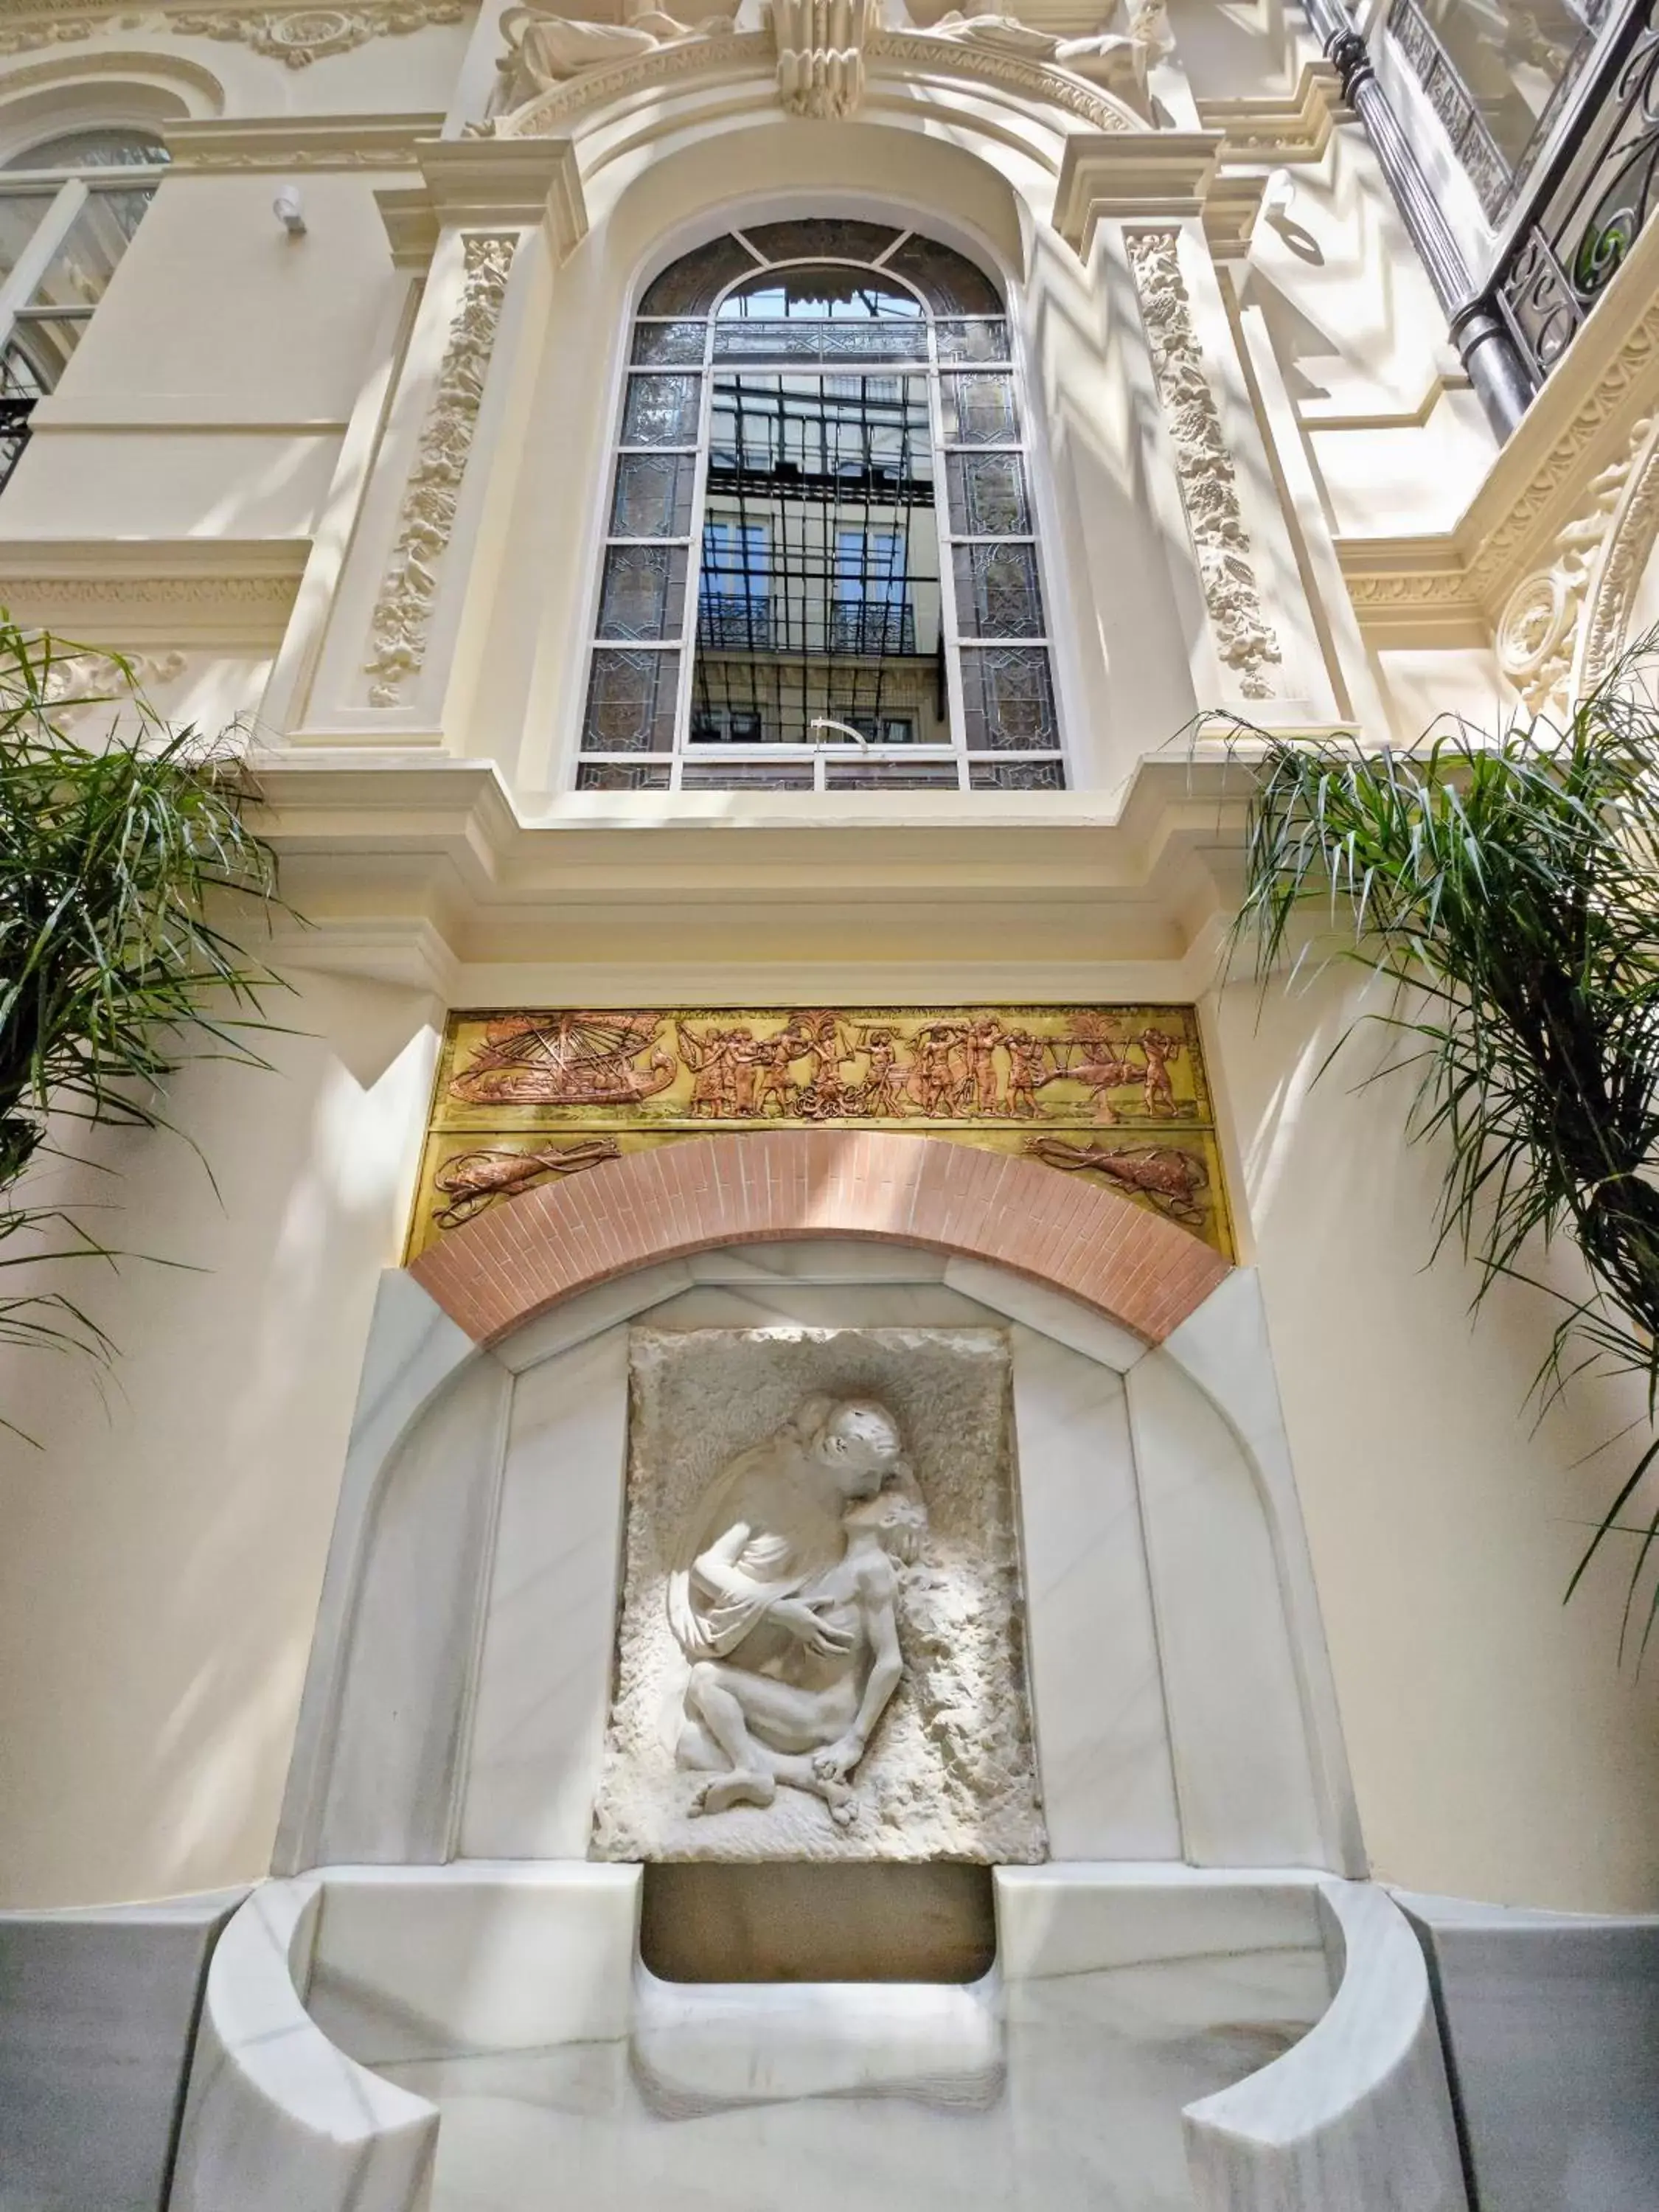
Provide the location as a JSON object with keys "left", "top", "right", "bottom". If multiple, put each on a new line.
{"left": 0, "top": 179, "right": 86, "bottom": 359}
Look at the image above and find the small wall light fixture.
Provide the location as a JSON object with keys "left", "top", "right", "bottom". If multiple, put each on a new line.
{"left": 273, "top": 184, "right": 307, "bottom": 237}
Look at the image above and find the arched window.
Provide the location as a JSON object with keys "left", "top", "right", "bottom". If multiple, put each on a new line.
{"left": 0, "top": 125, "right": 170, "bottom": 490}
{"left": 579, "top": 220, "right": 1064, "bottom": 793}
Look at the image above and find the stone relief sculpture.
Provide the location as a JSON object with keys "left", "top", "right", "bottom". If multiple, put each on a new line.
{"left": 493, "top": 0, "right": 734, "bottom": 113}
{"left": 924, "top": 0, "right": 1166, "bottom": 117}
{"left": 669, "top": 1396, "right": 925, "bottom": 1821}
{"left": 591, "top": 1326, "right": 1046, "bottom": 1862}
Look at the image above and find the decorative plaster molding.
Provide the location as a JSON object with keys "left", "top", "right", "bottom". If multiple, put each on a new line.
{"left": 0, "top": 538, "right": 305, "bottom": 645}
{"left": 1200, "top": 171, "right": 1266, "bottom": 258}
{"left": 868, "top": 28, "right": 1141, "bottom": 132}
{"left": 774, "top": 0, "right": 876, "bottom": 117}
{"left": 1497, "top": 431, "right": 1646, "bottom": 712}
{"left": 1054, "top": 130, "right": 1220, "bottom": 257}
{"left": 1195, "top": 60, "right": 1349, "bottom": 165}
{"left": 164, "top": 112, "right": 442, "bottom": 170}
{"left": 0, "top": 0, "right": 469, "bottom": 65}
{"left": 365, "top": 232, "right": 515, "bottom": 709}
{"left": 1127, "top": 227, "right": 1283, "bottom": 700}
{"left": 44, "top": 647, "right": 188, "bottom": 726}
{"left": 495, "top": 27, "right": 768, "bottom": 133}
{"left": 1579, "top": 414, "right": 1659, "bottom": 691}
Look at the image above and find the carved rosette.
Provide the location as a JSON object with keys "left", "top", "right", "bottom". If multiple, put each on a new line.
{"left": 1127, "top": 228, "right": 1282, "bottom": 701}
{"left": 0, "top": 1, "right": 467, "bottom": 66}
{"left": 1496, "top": 426, "right": 1650, "bottom": 714}
{"left": 365, "top": 233, "right": 516, "bottom": 709}
{"left": 773, "top": 0, "right": 879, "bottom": 119}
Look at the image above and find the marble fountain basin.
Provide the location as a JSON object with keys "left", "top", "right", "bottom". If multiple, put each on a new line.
{"left": 167, "top": 1862, "right": 1467, "bottom": 2212}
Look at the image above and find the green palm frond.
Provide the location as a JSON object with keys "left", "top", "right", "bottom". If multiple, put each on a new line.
{"left": 1217, "top": 640, "right": 1659, "bottom": 1658}
{"left": 0, "top": 617, "right": 288, "bottom": 1424}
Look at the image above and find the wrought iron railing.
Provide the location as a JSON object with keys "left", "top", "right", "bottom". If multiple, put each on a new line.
{"left": 1494, "top": 0, "right": 1659, "bottom": 384}
{"left": 0, "top": 396, "right": 34, "bottom": 495}
{"left": 1385, "top": 0, "right": 1514, "bottom": 220}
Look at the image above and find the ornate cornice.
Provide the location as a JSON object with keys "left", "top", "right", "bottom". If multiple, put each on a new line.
{"left": 0, "top": 0, "right": 472, "bottom": 66}
{"left": 1053, "top": 130, "right": 1221, "bottom": 257}
{"left": 365, "top": 232, "right": 516, "bottom": 707}
{"left": 1195, "top": 60, "right": 1349, "bottom": 165}
{"left": 1127, "top": 227, "right": 1284, "bottom": 700}
{"left": 164, "top": 111, "right": 442, "bottom": 170}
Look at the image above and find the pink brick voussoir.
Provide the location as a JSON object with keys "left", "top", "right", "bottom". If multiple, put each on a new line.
{"left": 408, "top": 1129, "right": 1230, "bottom": 1349}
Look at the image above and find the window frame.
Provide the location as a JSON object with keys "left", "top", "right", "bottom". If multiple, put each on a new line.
{"left": 575, "top": 223, "right": 1068, "bottom": 795}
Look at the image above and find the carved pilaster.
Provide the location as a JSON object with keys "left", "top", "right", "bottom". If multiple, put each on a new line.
{"left": 364, "top": 232, "right": 515, "bottom": 709}
{"left": 1127, "top": 228, "right": 1284, "bottom": 701}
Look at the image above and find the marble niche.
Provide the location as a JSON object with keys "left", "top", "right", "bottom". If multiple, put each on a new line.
{"left": 593, "top": 1326, "right": 1045, "bottom": 1865}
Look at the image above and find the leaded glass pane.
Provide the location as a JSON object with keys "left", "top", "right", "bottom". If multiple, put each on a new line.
{"left": 681, "top": 762, "right": 815, "bottom": 790}
{"left": 942, "top": 372, "right": 1018, "bottom": 444}
{"left": 6, "top": 128, "right": 167, "bottom": 170}
{"left": 935, "top": 318, "right": 1010, "bottom": 364}
{"left": 597, "top": 544, "right": 687, "bottom": 639}
{"left": 639, "top": 234, "right": 761, "bottom": 315}
{"left": 714, "top": 319, "right": 929, "bottom": 362}
{"left": 740, "top": 219, "right": 900, "bottom": 265}
{"left": 884, "top": 234, "right": 1003, "bottom": 316}
{"left": 824, "top": 760, "right": 964, "bottom": 788}
{"left": 954, "top": 544, "right": 1045, "bottom": 639}
{"left": 959, "top": 646, "right": 1057, "bottom": 745}
{"left": 946, "top": 451, "right": 1030, "bottom": 535}
{"left": 622, "top": 372, "right": 700, "bottom": 446}
{"left": 969, "top": 758, "right": 1064, "bottom": 789}
{"left": 632, "top": 319, "right": 706, "bottom": 365}
{"left": 582, "top": 648, "right": 680, "bottom": 751}
{"left": 576, "top": 761, "right": 672, "bottom": 790}
{"left": 611, "top": 451, "right": 695, "bottom": 538}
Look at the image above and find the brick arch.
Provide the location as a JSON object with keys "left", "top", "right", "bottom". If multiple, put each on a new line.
{"left": 409, "top": 1130, "right": 1230, "bottom": 1348}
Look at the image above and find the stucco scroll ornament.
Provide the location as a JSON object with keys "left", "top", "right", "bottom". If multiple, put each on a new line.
{"left": 364, "top": 233, "right": 516, "bottom": 709}
{"left": 1496, "top": 428, "right": 1649, "bottom": 716}
{"left": 772, "top": 0, "right": 879, "bottom": 118}
{"left": 669, "top": 1394, "right": 926, "bottom": 1825}
{"left": 922, "top": 0, "right": 1166, "bottom": 121}
{"left": 492, "top": 0, "right": 734, "bottom": 115}
{"left": 1127, "top": 227, "right": 1283, "bottom": 699}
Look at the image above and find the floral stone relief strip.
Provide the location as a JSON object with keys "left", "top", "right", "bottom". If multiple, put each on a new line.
{"left": 365, "top": 232, "right": 515, "bottom": 709}
{"left": 1127, "top": 227, "right": 1283, "bottom": 700}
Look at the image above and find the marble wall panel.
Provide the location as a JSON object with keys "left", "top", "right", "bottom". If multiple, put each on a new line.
{"left": 0, "top": 1889, "right": 244, "bottom": 2212}
{"left": 1126, "top": 1347, "right": 1329, "bottom": 1868}
{"left": 1008, "top": 1325, "right": 1183, "bottom": 1860}
{"left": 459, "top": 1326, "right": 632, "bottom": 1859}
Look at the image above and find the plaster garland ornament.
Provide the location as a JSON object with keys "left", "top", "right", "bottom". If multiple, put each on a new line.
{"left": 41, "top": 648, "right": 187, "bottom": 725}
{"left": 364, "top": 232, "right": 515, "bottom": 709}
{"left": 1127, "top": 226, "right": 1283, "bottom": 700}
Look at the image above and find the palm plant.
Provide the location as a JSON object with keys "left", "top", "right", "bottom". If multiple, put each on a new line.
{"left": 0, "top": 622, "right": 285, "bottom": 1385}
{"left": 1222, "top": 642, "right": 1659, "bottom": 1655}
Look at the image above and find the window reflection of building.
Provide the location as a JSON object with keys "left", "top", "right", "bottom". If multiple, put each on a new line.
{"left": 1390, "top": 0, "right": 1603, "bottom": 211}
{"left": 579, "top": 221, "right": 1063, "bottom": 793}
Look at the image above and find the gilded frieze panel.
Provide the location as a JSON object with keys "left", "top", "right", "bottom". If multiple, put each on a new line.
{"left": 408, "top": 1005, "right": 1235, "bottom": 1261}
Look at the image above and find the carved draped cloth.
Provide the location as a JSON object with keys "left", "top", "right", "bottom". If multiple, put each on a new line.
{"left": 667, "top": 1434, "right": 847, "bottom": 1663}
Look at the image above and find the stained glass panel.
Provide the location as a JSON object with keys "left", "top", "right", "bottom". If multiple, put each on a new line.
{"left": 884, "top": 234, "right": 1003, "bottom": 316}
{"left": 582, "top": 648, "right": 681, "bottom": 752}
{"left": 597, "top": 545, "right": 687, "bottom": 640}
{"left": 824, "top": 761, "right": 964, "bottom": 788}
{"left": 942, "top": 372, "right": 1018, "bottom": 444}
{"left": 611, "top": 451, "right": 695, "bottom": 538}
{"left": 935, "top": 319, "right": 1010, "bottom": 364}
{"left": 969, "top": 758, "right": 1064, "bottom": 790}
{"left": 622, "top": 372, "right": 700, "bottom": 446}
{"left": 632, "top": 319, "right": 706, "bottom": 365}
{"left": 740, "top": 219, "right": 900, "bottom": 265}
{"left": 576, "top": 761, "right": 673, "bottom": 790}
{"left": 959, "top": 645, "right": 1058, "bottom": 745}
{"left": 946, "top": 451, "right": 1030, "bottom": 534}
{"left": 639, "top": 234, "right": 762, "bottom": 316}
{"left": 681, "top": 762, "right": 815, "bottom": 790}
{"left": 954, "top": 544, "right": 1045, "bottom": 639}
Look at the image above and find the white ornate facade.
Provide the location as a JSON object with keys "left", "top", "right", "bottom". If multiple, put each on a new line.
{"left": 1, "top": 3, "right": 1658, "bottom": 2209}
